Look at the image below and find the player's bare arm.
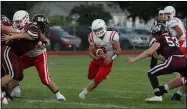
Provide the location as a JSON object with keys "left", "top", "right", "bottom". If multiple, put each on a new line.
{"left": 104, "top": 41, "right": 121, "bottom": 65}
{"left": 36, "top": 33, "right": 49, "bottom": 49}
{"left": 127, "top": 42, "right": 160, "bottom": 63}
{"left": 113, "top": 41, "right": 121, "bottom": 54}
{"left": 2, "top": 32, "right": 34, "bottom": 41}
{"left": 2, "top": 25, "right": 22, "bottom": 33}
{"left": 89, "top": 45, "right": 99, "bottom": 60}
{"left": 173, "top": 25, "right": 183, "bottom": 39}
{"left": 40, "top": 33, "right": 49, "bottom": 45}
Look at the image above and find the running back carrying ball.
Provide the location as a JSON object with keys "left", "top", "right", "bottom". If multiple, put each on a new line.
{"left": 94, "top": 47, "right": 106, "bottom": 58}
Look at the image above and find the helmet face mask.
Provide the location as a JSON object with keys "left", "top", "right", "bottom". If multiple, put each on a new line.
{"left": 13, "top": 10, "right": 30, "bottom": 29}
{"left": 93, "top": 27, "right": 105, "bottom": 37}
{"left": 151, "top": 23, "right": 168, "bottom": 36}
{"left": 164, "top": 6, "right": 176, "bottom": 20}
{"left": 91, "top": 19, "right": 107, "bottom": 37}
{"left": 13, "top": 20, "right": 22, "bottom": 29}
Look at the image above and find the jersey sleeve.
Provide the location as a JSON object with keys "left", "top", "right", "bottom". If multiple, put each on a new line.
{"left": 168, "top": 19, "right": 178, "bottom": 28}
{"left": 26, "top": 25, "right": 39, "bottom": 39}
{"left": 88, "top": 33, "right": 94, "bottom": 45}
{"left": 110, "top": 31, "right": 119, "bottom": 44}
{"left": 149, "top": 37, "right": 157, "bottom": 46}
{"left": 149, "top": 35, "right": 162, "bottom": 47}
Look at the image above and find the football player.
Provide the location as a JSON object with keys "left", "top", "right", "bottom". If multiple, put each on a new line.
{"left": 127, "top": 23, "right": 187, "bottom": 102}
{"left": 163, "top": 6, "right": 187, "bottom": 101}
{"left": 1, "top": 14, "right": 50, "bottom": 101}
{"left": 8, "top": 11, "right": 65, "bottom": 101}
{"left": 1, "top": 15, "right": 24, "bottom": 104}
{"left": 79, "top": 19, "right": 121, "bottom": 99}
{"left": 150, "top": 10, "right": 165, "bottom": 69}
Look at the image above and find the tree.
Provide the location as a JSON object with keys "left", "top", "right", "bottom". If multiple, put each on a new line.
{"left": 70, "top": 4, "right": 112, "bottom": 26}
{"left": 115, "top": 1, "right": 187, "bottom": 26}
{"left": 1, "top": 1, "right": 38, "bottom": 19}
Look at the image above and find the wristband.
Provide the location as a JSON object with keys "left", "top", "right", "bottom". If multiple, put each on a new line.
{"left": 111, "top": 53, "right": 118, "bottom": 61}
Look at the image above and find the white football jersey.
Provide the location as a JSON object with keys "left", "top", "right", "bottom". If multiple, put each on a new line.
{"left": 26, "top": 47, "right": 46, "bottom": 57}
{"left": 88, "top": 31, "right": 119, "bottom": 57}
{"left": 166, "top": 17, "right": 186, "bottom": 41}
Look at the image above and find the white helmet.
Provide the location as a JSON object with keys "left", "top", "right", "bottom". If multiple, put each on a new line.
{"left": 13, "top": 10, "right": 30, "bottom": 29}
{"left": 91, "top": 19, "right": 107, "bottom": 37}
{"left": 164, "top": 6, "right": 176, "bottom": 20}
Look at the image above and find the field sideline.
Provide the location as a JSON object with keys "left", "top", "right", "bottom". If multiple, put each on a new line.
{"left": 2, "top": 52, "right": 186, "bottom": 109}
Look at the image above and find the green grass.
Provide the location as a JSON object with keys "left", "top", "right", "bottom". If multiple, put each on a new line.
{"left": 2, "top": 55, "right": 186, "bottom": 109}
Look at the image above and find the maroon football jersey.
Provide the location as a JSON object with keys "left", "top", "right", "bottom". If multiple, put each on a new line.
{"left": 7, "top": 23, "right": 41, "bottom": 56}
{"left": 150, "top": 34, "right": 183, "bottom": 59}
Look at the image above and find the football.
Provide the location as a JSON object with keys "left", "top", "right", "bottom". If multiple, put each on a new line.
{"left": 94, "top": 48, "right": 104, "bottom": 56}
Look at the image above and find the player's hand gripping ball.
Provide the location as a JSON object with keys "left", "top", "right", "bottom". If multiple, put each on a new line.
{"left": 94, "top": 47, "right": 106, "bottom": 59}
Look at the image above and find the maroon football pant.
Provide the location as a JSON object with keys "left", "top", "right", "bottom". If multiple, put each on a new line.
{"left": 1, "top": 46, "right": 23, "bottom": 81}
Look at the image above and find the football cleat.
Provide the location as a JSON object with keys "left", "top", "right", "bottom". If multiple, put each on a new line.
{"left": 79, "top": 92, "right": 86, "bottom": 99}
{"left": 11, "top": 86, "right": 21, "bottom": 98}
{"left": 56, "top": 94, "right": 66, "bottom": 101}
{"left": 171, "top": 93, "right": 181, "bottom": 101}
{"left": 1, "top": 92, "right": 9, "bottom": 104}
{"left": 145, "top": 96, "right": 163, "bottom": 102}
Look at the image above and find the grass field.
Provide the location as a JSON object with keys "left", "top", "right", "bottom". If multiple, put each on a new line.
{"left": 2, "top": 55, "right": 186, "bottom": 109}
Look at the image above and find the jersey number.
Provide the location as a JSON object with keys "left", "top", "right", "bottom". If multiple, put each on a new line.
{"left": 38, "top": 17, "right": 44, "bottom": 22}
{"left": 165, "top": 36, "right": 179, "bottom": 47}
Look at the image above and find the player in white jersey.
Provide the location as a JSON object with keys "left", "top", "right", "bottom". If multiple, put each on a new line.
{"left": 164, "top": 6, "right": 186, "bottom": 54}
{"left": 79, "top": 19, "right": 121, "bottom": 99}
{"left": 160, "top": 6, "right": 187, "bottom": 101}
{"left": 10, "top": 10, "right": 66, "bottom": 101}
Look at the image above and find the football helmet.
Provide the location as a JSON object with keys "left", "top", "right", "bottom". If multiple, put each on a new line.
{"left": 32, "top": 14, "right": 49, "bottom": 33}
{"left": 13, "top": 10, "right": 30, "bottom": 29}
{"left": 164, "top": 6, "right": 176, "bottom": 20}
{"left": 91, "top": 19, "right": 107, "bottom": 37}
{"left": 1, "top": 15, "right": 10, "bottom": 24}
{"left": 150, "top": 23, "right": 168, "bottom": 36}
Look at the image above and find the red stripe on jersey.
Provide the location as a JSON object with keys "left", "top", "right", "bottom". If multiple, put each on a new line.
{"left": 89, "top": 33, "right": 94, "bottom": 42}
{"left": 110, "top": 31, "right": 115, "bottom": 41}
{"left": 111, "top": 31, "right": 116, "bottom": 41}
{"left": 110, "top": 31, "right": 116, "bottom": 41}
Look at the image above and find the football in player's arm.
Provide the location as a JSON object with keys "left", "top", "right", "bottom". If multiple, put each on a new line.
{"left": 89, "top": 35, "right": 121, "bottom": 65}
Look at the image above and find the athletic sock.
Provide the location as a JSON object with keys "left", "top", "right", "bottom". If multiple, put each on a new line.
{"left": 164, "top": 84, "right": 169, "bottom": 91}
{"left": 176, "top": 90, "right": 183, "bottom": 96}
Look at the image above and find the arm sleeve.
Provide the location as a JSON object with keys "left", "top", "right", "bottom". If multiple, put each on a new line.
{"left": 168, "top": 19, "right": 178, "bottom": 28}
{"left": 26, "top": 25, "right": 39, "bottom": 39}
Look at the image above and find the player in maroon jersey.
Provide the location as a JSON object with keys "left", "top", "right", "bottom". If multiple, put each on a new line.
{"left": 9, "top": 12, "right": 65, "bottom": 101}
{"left": 1, "top": 15, "right": 24, "bottom": 104}
{"left": 0, "top": 14, "right": 49, "bottom": 98}
{"left": 127, "top": 23, "right": 187, "bottom": 102}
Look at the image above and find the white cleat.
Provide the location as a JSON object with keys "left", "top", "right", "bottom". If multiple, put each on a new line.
{"left": 1, "top": 93, "right": 9, "bottom": 104}
{"left": 11, "top": 92, "right": 21, "bottom": 98}
{"left": 145, "top": 96, "right": 163, "bottom": 102}
{"left": 79, "top": 93, "right": 86, "bottom": 99}
{"left": 11, "top": 86, "right": 21, "bottom": 98}
{"left": 57, "top": 94, "right": 66, "bottom": 101}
